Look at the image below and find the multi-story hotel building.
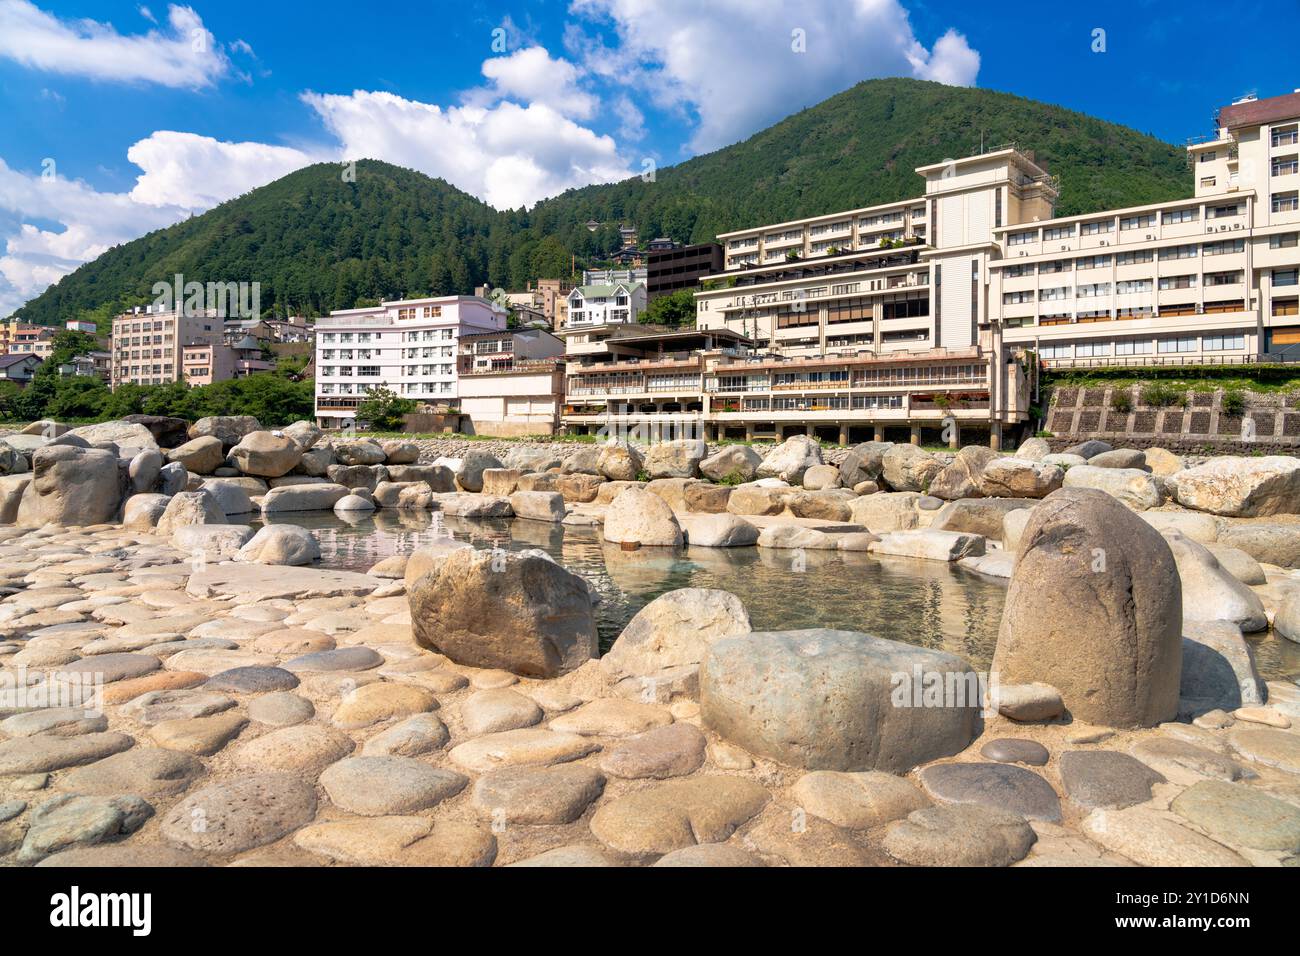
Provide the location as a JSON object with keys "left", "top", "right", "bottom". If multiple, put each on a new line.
{"left": 456, "top": 327, "right": 566, "bottom": 436}
{"left": 565, "top": 282, "right": 647, "bottom": 327}
{"left": 111, "top": 306, "right": 224, "bottom": 388}
{"left": 313, "top": 295, "right": 507, "bottom": 428}
{"left": 558, "top": 90, "right": 1300, "bottom": 447}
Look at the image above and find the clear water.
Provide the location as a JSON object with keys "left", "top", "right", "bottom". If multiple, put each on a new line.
{"left": 262, "top": 510, "right": 1300, "bottom": 681}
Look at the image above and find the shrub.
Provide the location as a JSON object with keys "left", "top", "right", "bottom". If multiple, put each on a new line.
{"left": 1110, "top": 390, "right": 1133, "bottom": 414}
{"left": 1220, "top": 389, "right": 1247, "bottom": 417}
{"left": 1140, "top": 381, "right": 1185, "bottom": 408}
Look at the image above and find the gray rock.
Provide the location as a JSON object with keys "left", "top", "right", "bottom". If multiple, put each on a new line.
{"left": 980, "top": 738, "right": 1049, "bottom": 765}
{"left": 1171, "top": 780, "right": 1300, "bottom": 852}
{"left": 881, "top": 444, "right": 943, "bottom": 492}
{"left": 19, "top": 794, "right": 153, "bottom": 862}
{"left": 168, "top": 436, "right": 225, "bottom": 474}
{"left": 61, "top": 747, "right": 203, "bottom": 797}
{"left": 931, "top": 497, "right": 1032, "bottom": 538}
{"left": 320, "top": 756, "right": 468, "bottom": 815}
{"left": 919, "top": 762, "right": 1062, "bottom": 822}
{"left": 471, "top": 764, "right": 606, "bottom": 825}
{"left": 701, "top": 629, "right": 978, "bottom": 772}
{"left": 699, "top": 445, "right": 762, "bottom": 483}
{"left": 1063, "top": 439, "right": 1112, "bottom": 459}
{"left": 455, "top": 451, "right": 504, "bottom": 492}
{"left": 161, "top": 773, "right": 317, "bottom": 854}
{"left": 884, "top": 804, "right": 1037, "bottom": 866}
{"left": 993, "top": 488, "right": 1182, "bottom": 728}
{"left": 839, "top": 441, "right": 893, "bottom": 486}
{"left": 205, "top": 666, "right": 300, "bottom": 693}
{"left": 16, "top": 445, "right": 123, "bottom": 527}
{"left": 599, "top": 722, "right": 707, "bottom": 779}
{"left": 1058, "top": 750, "right": 1165, "bottom": 810}
{"left": 283, "top": 646, "right": 383, "bottom": 673}
{"left": 189, "top": 415, "right": 261, "bottom": 448}
{"left": 755, "top": 436, "right": 822, "bottom": 484}
{"left": 237, "top": 524, "right": 320, "bottom": 566}
{"left": 929, "top": 445, "right": 997, "bottom": 500}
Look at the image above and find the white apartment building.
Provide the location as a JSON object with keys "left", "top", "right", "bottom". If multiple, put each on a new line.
{"left": 565, "top": 282, "right": 647, "bottom": 327}
{"left": 313, "top": 295, "right": 507, "bottom": 428}
{"left": 998, "top": 90, "right": 1300, "bottom": 366}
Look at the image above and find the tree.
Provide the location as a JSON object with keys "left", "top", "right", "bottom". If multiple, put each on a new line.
{"left": 643, "top": 288, "right": 697, "bottom": 327}
{"left": 356, "top": 384, "right": 416, "bottom": 431}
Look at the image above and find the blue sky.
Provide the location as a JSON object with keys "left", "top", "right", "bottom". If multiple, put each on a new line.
{"left": 0, "top": 0, "right": 1295, "bottom": 317}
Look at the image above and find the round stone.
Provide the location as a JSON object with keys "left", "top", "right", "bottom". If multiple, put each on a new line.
{"left": 0, "top": 732, "right": 135, "bottom": 774}
{"left": 119, "top": 689, "right": 236, "bottom": 725}
{"left": 59, "top": 652, "right": 160, "bottom": 683}
{"left": 229, "top": 724, "right": 355, "bottom": 775}
{"left": 19, "top": 794, "right": 154, "bottom": 863}
{"left": 599, "top": 722, "right": 706, "bottom": 779}
{"left": 884, "top": 804, "right": 1037, "bottom": 866}
{"left": 283, "top": 646, "right": 384, "bottom": 673}
{"left": 471, "top": 764, "right": 606, "bottom": 825}
{"left": 461, "top": 688, "right": 544, "bottom": 736}
{"left": 161, "top": 773, "right": 317, "bottom": 855}
{"left": 790, "top": 770, "right": 930, "bottom": 829}
{"left": 1230, "top": 727, "right": 1300, "bottom": 772}
{"left": 548, "top": 698, "right": 674, "bottom": 737}
{"left": 149, "top": 713, "right": 248, "bottom": 756}
{"left": 1058, "top": 750, "right": 1166, "bottom": 810}
{"left": 248, "top": 692, "right": 315, "bottom": 727}
{"left": 449, "top": 728, "right": 600, "bottom": 773}
{"left": 61, "top": 747, "right": 204, "bottom": 797}
{"left": 653, "top": 844, "right": 765, "bottom": 867}
{"left": 588, "top": 775, "right": 770, "bottom": 858}
{"left": 919, "top": 762, "right": 1062, "bottom": 822}
{"left": 330, "top": 682, "right": 438, "bottom": 729}
{"left": 320, "top": 756, "right": 468, "bottom": 816}
{"left": 294, "top": 816, "right": 496, "bottom": 867}
{"left": 205, "top": 666, "right": 300, "bottom": 693}
{"left": 980, "top": 738, "right": 1050, "bottom": 766}
{"left": 1171, "top": 780, "right": 1300, "bottom": 852}
{"left": 362, "top": 714, "right": 450, "bottom": 756}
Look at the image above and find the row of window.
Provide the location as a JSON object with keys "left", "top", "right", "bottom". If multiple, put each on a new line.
{"left": 1036, "top": 333, "right": 1247, "bottom": 359}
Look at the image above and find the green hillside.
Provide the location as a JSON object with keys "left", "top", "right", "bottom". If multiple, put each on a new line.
{"left": 12, "top": 78, "right": 1191, "bottom": 326}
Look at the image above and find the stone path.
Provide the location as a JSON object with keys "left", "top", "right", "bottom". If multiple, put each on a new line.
{"left": 0, "top": 521, "right": 1297, "bottom": 867}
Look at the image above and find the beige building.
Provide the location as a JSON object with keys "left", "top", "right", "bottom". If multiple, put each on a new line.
{"left": 111, "top": 306, "right": 224, "bottom": 388}
{"left": 457, "top": 327, "right": 566, "bottom": 436}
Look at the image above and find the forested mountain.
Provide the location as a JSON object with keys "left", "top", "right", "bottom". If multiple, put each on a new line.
{"left": 13, "top": 78, "right": 1192, "bottom": 327}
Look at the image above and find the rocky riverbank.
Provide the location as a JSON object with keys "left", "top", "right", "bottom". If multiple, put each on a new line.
{"left": 0, "top": 416, "right": 1297, "bottom": 867}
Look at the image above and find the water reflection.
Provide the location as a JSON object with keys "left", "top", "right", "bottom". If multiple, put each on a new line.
{"left": 258, "top": 511, "right": 1300, "bottom": 679}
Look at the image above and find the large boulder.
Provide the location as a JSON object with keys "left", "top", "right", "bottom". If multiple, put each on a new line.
{"left": 121, "top": 414, "right": 189, "bottom": 448}
{"left": 839, "top": 441, "right": 892, "bottom": 487}
{"left": 386, "top": 464, "right": 455, "bottom": 491}
{"left": 1063, "top": 439, "right": 1112, "bottom": 459}
{"left": 931, "top": 498, "right": 1031, "bottom": 539}
{"left": 230, "top": 431, "right": 303, "bottom": 479}
{"left": 881, "top": 445, "right": 943, "bottom": 493}
{"left": 786, "top": 489, "right": 854, "bottom": 522}
{"left": 1062, "top": 465, "right": 1164, "bottom": 511}
{"left": 67, "top": 420, "right": 158, "bottom": 452}
{"left": 928, "top": 446, "right": 996, "bottom": 500}
{"left": 1162, "top": 532, "right": 1267, "bottom": 632}
{"left": 455, "top": 452, "right": 504, "bottom": 492}
{"left": 559, "top": 446, "right": 602, "bottom": 475}
{"left": 1144, "top": 447, "right": 1185, "bottom": 478}
{"left": 508, "top": 491, "right": 566, "bottom": 522}
{"left": 848, "top": 492, "right": 921, "bottom": 532}
{"left": 701, "top": 629, "right": 978, "bottom": 772}
{"left": 503, "top": 447, "right": 564, "bottom": 473}
{"left": 121, "top": 493, "right": 169, "bottom": 531}
{"left": 260, "top": 483, "right": 350, "bottom": 514}
{"left": 755, "top": 436, "right": 822, "bottom": 484}
{"left": 644, "top": 439, "right": 706, "bottom": 480}
{"left": 167, "top": 436, "right": 224, "bottom": 475}
{"left": 188, "top": 416, "right": 261, "bottom": 448}
{"left": 681, "top": 513, "right": 759, "bottom": 548}
{"left": 128, "top": 448, "right": 162, "bottom": 493}
{"left": 0, "top": 473, "right": 30, "bottom": 521}
{"left": 238, "top": 525, "right": 321, "bottom": 566}
{"left": 379, "top": 440, "right": 418, "bottom": 464}
{"left": 327, "top": 464, "right": 389, "bottom": 492}
{"left": 868, "top": 530, "right": 985, "bottom": 562}
{"left": 699, "top": 445, "right": 761, "bottom": 483}
{"left": 15, "top": 446, "right": 123, "bottom": 527}
{"left": 725, "top": 483, "right": 791, "bottom": 516}
{"left": 281, "top": 420, "right": 322, "bottom": 451}
{"left": 597, "top": 442, "right": 644, "bottom": 482}
{"left": 1179, "top": 621, "right": 1265, "bottom": 718}
{"left": 601, "top": 589, "right": 751, "bottom": 698}
{"left": 0, "top": 442, "right": 29, "bottom": 476}
{"left": 199, "top": 479, "right": 254, "bottom": 516}
{"left": 173, "top": 523, "right": 255, "bottom": 557}
{"left": 978, "top": 458, "right": 1064, "bottom": 499}
{"left": 156, "top": 490, "right": 226, "bottom": 536}
{"left": 297, "top": 446, "right": 336, "bottom": 477}
{"left": 1167, "top": 456, "right": 1300, "bottom": 517}
{"left": 333, "top": 439, "right": 387, "bottom": 467}
{"left": 1014, "top": 437, "right": 1050, "bottom": 460}
{"left": 1214, "top": 523, "right": 1300, "bottom": 569}
{"left": 992, "top": 488, "right": 1182, "bottom": 728}
{"left": 408, "top": 547, "right": 597, "bottom": 678}
{"left": 604, "top": 488, "right": 682, "bottom": 547}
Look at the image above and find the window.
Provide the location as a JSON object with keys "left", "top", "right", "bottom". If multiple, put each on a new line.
{"left": 1274, "top": 269, "right": 1300, "bottom": 287}
{"left": 1159, "top": 244, "right": 1198, "bottom": 260}
{"left": 1205, "top": 271, "right": 1242, "bottom": 286}
{"left": 1077, "top": 255, "right": 1112, "bottom": 269}
{"left": 422, "top": 306, "right": 442, "bottom": 318}
{"left": 1039, "top": 260, "right": 1072, "bottom": 274}
{"left": 1163, "top": 208, "right": 1199, "bottom": 225}
{"left": 1040, "top": 286, "right": 1071, "bottom": 301}
{"left": 1043, "top": 225, "right": 1075, "bottom": 241}
{"left": 397, "top": 308, "right": 416, "bottom": 320}
{"left": 1008, "top": 230, "right": 1036, "bottom": 245}
{"left": 1003, "top": 264, "right": 1034, "bottom": 278}
{"left": 1273, "top": 125, "right": 1299, "bottom": 148}
{"left": 1271, "top": 233, "right": 1299, "bottom": 249}
{"left": 1274, "top": 298, "right": 1300, "bottom": 316}
{"left": 1200, "top": 151, "right": 1217, "bottom": 163}
{"left": 1204, "top": 334, "right": 1245, "bottom": 351}
{"left": 1081, "top": 220, "right": 1114, "bottom": 235}
{"left": 1076, "top": 342, "right": 1110, "bottom": 357}
{"left": 1077, "top": 283, "right": 1111, "bottom": 298}
{"left": 1203, "top": 239, "right": 1245, "bottom": 256}
{"left": 1272, "top": 155, "right": 1298, "bottom": 177}
{"left": 1200, "top": 177, "right": 1217, "bottom": 189}
{"left": 1159, "top": 275, "right": 1197, "bottom": 290}
{"left": 1273, "top": 192, "right": 1299, "bottom": 214}
{"left": 1116, "top": 249, "right": 1154, "bottom": 265}
{"left": 1002, "top": 290, "right": 1035, "bottom": 305}
{"left": 1120, "top": 214, "right": 1156, "bottom": 230}
{"left": 1115, "top": 339, "right": 1153, "bottom": 355}
{"left": 827, "top": 297, "right": 871, "bottom": 324}
{"left": 1038, "top": 344, "right": 1072, "bottom": 359}
{"left": 1117, "top": 279, "right": 1153, "bottom": 294}
{"left": 1157, "top": 336, "right": 1197, "bottom": 353}
{"left": 1209, "top": 203, "right": 1242, "bottom": 219}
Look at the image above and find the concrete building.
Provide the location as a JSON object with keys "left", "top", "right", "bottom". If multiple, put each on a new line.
{"left": 582, "top": 267, "right": 646, "bottom": 286}
{"left": 313, "top": 295, "right": 507, "bottom": 427}
{"left": 566, "top": 282, "right": 647, "bottom": 328}
{"left": 1000, "top": 89, "right": 1300, "bottom": 366}
{"left": 111, "top": 306, "right": 224, "bottom": 388}
{"left": 182, "top": 336, "right": 271, "bottom": 386}
{"left": 647, "top": 242, "right": 724, "bottom": 300}
{"left": 0, "top": 353, "right": 41, "bottom": 383}
{"left": 457, "top": 327, "right": 567, "bottom": 436}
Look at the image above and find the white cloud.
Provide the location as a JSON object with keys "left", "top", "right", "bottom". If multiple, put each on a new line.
{"left": 0, "top": 157, "right": 189, "bottom": 317}
{"left": 569, "top": 0, "right": 979, "bottom": 153}
{"left": 475, "top": 46, "right": 596, "bottom": 120}
{"left": 0, "top": 1, "right": 230, "bottom": 88}
{"left": 127, "top": 131, "right": 318, "bottom": 210}
{"left": 302, "top": 90, "right": 631, "bottom": 210}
